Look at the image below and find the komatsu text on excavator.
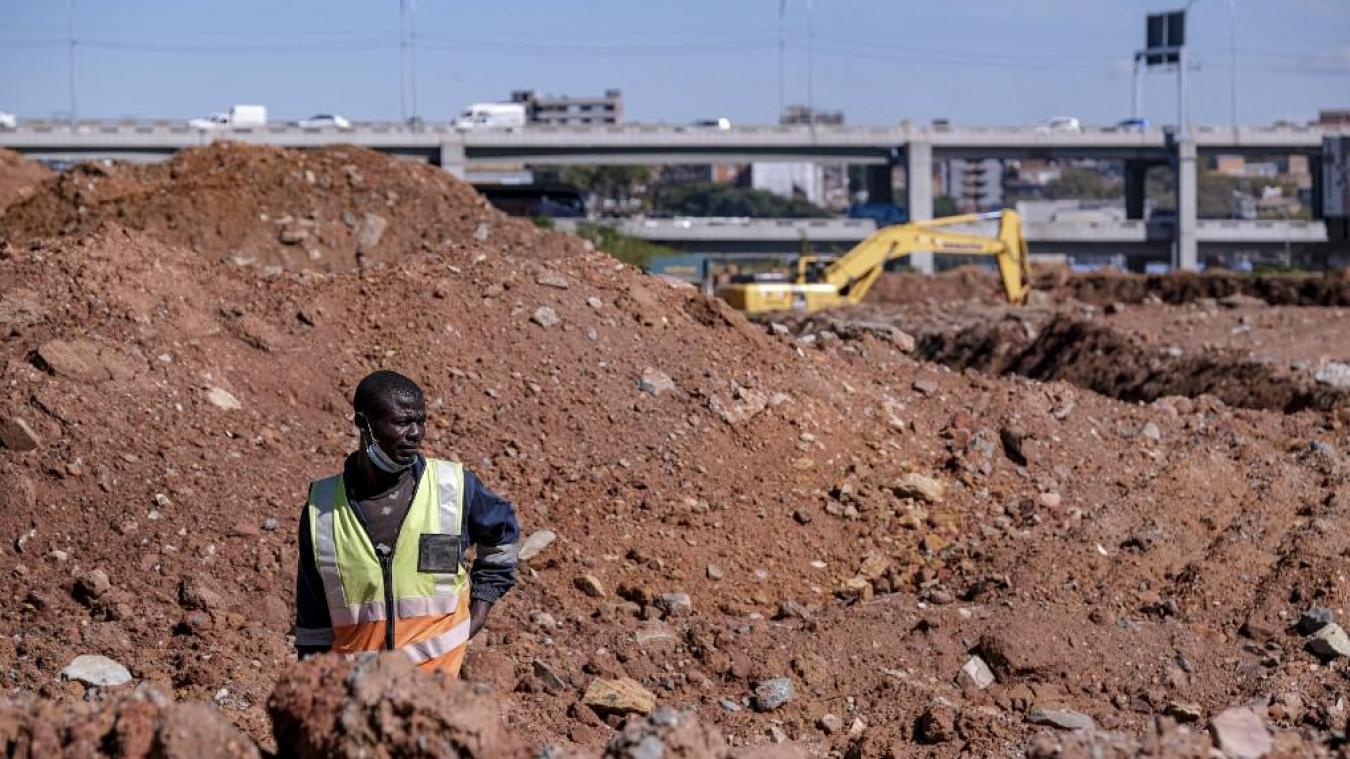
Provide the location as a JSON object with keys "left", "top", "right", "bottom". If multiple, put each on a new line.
{"left": 715, "top": 210, "right": 1031, "bottom": 314}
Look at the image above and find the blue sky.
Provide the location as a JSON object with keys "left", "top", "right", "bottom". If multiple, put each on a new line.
{"left": 2, "top": 0, "right": 1347, "bottom": 126}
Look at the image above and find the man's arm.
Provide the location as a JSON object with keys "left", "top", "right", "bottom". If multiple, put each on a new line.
{"left": 462, "top": 469, "right": 520, "bottom": 638}
{"left": 294, "top": 501, "right": 334, "bottom": 657}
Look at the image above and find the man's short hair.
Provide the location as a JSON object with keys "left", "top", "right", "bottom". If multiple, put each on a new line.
{"left": 353, "top": 370, "right": 424, "bottom": 418}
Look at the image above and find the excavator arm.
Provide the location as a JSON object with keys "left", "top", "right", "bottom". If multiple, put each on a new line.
{"left": 715, "top": 210, "right": 1031, "bottom": 314}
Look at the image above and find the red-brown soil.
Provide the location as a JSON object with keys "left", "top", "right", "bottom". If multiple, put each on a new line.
{"left": 0, "top": 142, "right": 587, "bottom": 271}
{"left": 0, "top": 149, "right": 51, "bottom": 213}
{"left": 2, "top": 145, "right": 1349, "bottom": 757}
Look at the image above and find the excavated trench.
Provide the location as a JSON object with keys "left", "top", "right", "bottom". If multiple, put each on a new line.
{"left": 913, "top": 312, "right": 1349, "bottom": 413}
{"left": 1049, "top": 271, "right": 1350, "bottom": 307}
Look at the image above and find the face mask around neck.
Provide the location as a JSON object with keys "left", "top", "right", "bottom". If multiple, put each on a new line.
{"left": 363, "top": 421, "right": 413, "bottom": 473}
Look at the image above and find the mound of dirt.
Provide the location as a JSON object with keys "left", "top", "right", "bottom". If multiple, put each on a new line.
{"left": 0, "top": 148, "right": 51, "bottom": 212}
{"left": 0, "top": 142, "right": 587, "bottom": 271}
{"left": 1059, "top": 270, "right": 1350, "bottom": 307}
{"left": 866, "top": 265, "right": 1005, "bottom": 305}
{"left": 0, "top": 684, "right": 257, "bottom": 759}
{"left": 269, "top": 653, "right": 528, "bottom": 758}
{"left": 3, "top": 144, "right": 1350, "bottom": 756}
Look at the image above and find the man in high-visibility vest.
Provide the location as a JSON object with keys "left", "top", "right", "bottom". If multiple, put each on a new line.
{"left": 293, "top": 370, "right": 520, "bottom": 675}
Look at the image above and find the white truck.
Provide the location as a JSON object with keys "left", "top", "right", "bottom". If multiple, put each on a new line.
{"left": 453, "top": 102, "right": 526, "bottom": 131}
{"left": 188, "top": 104, "right": 267, "bottom": 131}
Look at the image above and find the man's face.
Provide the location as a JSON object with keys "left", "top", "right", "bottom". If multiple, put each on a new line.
{"left": 361, "top": 392, "right": 427, "bottom": 465}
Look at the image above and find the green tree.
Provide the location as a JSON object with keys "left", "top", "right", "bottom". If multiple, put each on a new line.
{"left": 560, "top": 165, "right": 654, "bottom": 214}
{"left": 653, "top": 182, "right": 830, "bottom": 218}
{"left": 933, "top": 195, "right": 961, "bottom": 217}
{"left": 1041, "top": 167, "right": 1123, "bottom": 200}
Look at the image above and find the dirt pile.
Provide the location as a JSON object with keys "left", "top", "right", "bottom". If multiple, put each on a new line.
{"left": 269, "top": 653, "right": 528, "bottom": 758}
{"left": 0, "top": 149, "right": 51, "bottom": 213}
{"left": 3, "top": 144, "right": 1350, "bottom": 756}
{"left": 865, "top": 265, "right": 1006, "bottom": 304}
{"left": 0, "top": 684, "right": 257, "bottom": 759}
{"left": 1059, "top": 270, "right": 1350, "bottom": 307}
{"left": 0, "top": 142, "right": 587, "bottom": 271}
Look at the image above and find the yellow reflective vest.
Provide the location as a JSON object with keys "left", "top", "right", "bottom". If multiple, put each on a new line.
{"left": 305, "top": 458, "right": 471, "bottom": 671}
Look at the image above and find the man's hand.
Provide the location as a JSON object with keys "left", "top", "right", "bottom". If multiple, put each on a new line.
{"left": 469, "top": 598, "right": 494, "bottom": 639}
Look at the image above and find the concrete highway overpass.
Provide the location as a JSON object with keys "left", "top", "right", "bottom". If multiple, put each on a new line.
{"left": 554, "top": 216, "right": 1334, "bottom": 269}
{"left": 3, "top": 120, "right": 1347, "bottom": 272}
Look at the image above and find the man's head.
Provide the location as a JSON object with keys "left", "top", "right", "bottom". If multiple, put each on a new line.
{"left": 353, "top": 370, "right": 427, "bottom": 467}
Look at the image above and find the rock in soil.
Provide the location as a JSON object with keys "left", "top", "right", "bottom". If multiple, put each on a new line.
{"left": 582, "top": 677, "right": 656, "bottom": 717}
{"left": 1209, "top": 706, "right": 1272, "bottom": 759}
{"left": 751, "top": 677, "right": 794, "bottom": 712}
{"left": 60, "top": 654, "right": 132, "bottom": 688}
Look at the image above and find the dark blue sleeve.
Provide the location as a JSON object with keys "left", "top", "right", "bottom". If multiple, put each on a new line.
{"left": 294, "top": 498, "right": 334, "bottom": 655}
{"left": 461, "top": 469, "right": 520, "bottom": 604}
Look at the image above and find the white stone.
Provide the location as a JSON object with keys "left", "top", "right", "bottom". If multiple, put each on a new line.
{"left": 61, "top": 655, "right": 132, "bottom": 687}
{"left": 958, "top": 656, "right": 995, "bottom": 689}
{"left": 519, "top": 530, "right": 557, "bottom": 561}
{"left": 205, "top": 387, "right": 241, "bottom": 411}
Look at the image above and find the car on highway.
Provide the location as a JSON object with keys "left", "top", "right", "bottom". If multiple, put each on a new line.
{"left": 293, "top": 114, "right": 352, "bottom": 130}
{"left": 1115, "top": 118, "right": 1150, "bottom": 132}
{"left": 188, "top": 104, "right": 267, "bottom": 130}
{"left": 693, "top": 117, "right": 732, "bottom": 130}
{"left": 0, "top": 111, "right": 16, "bottom": 130}
{"left": 1035, "top": 116, "right": 1082, "bottom": 133}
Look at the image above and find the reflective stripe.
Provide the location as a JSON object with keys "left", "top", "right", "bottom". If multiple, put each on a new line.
{"left": 477, "top": 541, "right": 519, "bottom": 566}
{"left": 294, "top": 626, "right": 335, "bottom": 646}
{"left": 433, "top": 460, "right": 463, "bottom": 536}
{"left": 432, "top": 460, "right": 464, "bottom": 598}
{"left": 329, "top": 594, "right": 462, "bottom": 626}
{"left": 401, "top": 618, "right": 471, "bottom": 664}
{"left": 310, "top": 477, "right": 349, "bottom": 613}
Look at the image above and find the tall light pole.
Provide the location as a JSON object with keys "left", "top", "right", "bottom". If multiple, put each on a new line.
{"left": 1227, "top": 0, "right": 1238, "bottom": 132}
{"left": 398, "top": 0, "right": 408, "bottom": 123}
{"left": 68, "top": 0, "right": 77, "bottom": 128}
{"left": 805, "top": 0, "right": 815, "bottom": 130}
{"left": 777, "top": 0, "right": 786, "bottom": 121}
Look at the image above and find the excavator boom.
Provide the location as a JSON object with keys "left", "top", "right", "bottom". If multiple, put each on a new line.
{"left": 716, "top": 210, "right": 1031, "bottom": 314}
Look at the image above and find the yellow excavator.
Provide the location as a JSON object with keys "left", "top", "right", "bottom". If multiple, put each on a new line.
{"left": 715, "top": 210, "right": 1031, "bottom": 314}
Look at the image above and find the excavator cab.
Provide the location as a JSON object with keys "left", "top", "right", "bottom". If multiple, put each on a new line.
{"left": 715, "top": 210, "right": 1031, "bottom": 314}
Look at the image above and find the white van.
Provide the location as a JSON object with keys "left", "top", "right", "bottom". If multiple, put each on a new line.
{"left": 189, "top": 104, "right": 267, "bottom": 131}
{"left": 453, "top": 103, "right": 526, "bottom": 131}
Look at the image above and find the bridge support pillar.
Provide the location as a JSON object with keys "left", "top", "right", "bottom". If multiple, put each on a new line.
{"left": 1124, "top": 160, "right": 1149, "bottom": 220}
{"left": 1174, "top": 139, "right": 1198, "bottom": 271}
{"left": 905, "top": 140, "right": 934, "bottom": 274}
{"left": 864, "top": 164, "right": 894, "bottom": 205}
{"left": 439, "top": 140, "right": 466, "bottom": 179}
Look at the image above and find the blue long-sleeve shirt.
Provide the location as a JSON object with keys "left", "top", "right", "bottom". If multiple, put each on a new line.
{"left": 293, "top": 455, "right": 519, "bottom": 653}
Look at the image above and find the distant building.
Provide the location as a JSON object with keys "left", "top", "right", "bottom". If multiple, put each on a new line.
{"left": 509, "top": 89, "right": 623, "bottom": 126}
{"left": 1319, "top": 109, "right": 1350, "bottom": 126}
{"left": 780, "top": 104, "right": 844, "bottom": 126}
{"left": 940, "top": 158, "right": 1004, "bottom": 211}
{"left": 750, "top": 162, "right": 848, "bottom": 211}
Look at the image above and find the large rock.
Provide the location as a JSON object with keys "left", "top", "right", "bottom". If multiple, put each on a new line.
{"left": 752, "top": 677, "right": 795, "bottom": 712}
{"left": 268, "top": 652, "right": 528, "bottom": 758}
{"left": 638, "top": 368, "right": 676, "bottom": 396}
{"left": 1210, "top": 706, "right": 1272, "bottom": 759}
{"left": 0, "top": 415, "right": 40, "bottom": 451}
{"left": 518, "top": 529, "right": 557, "bottom": 561}
{"left": 583, "top": 677, "right": 656, "bottom": 717}
{"left": 1307, "top": 623, "right": 1350, "bottom": 660}
{"left": 355, "top": 213, "right": 387, "bottom": 254}
{"left": 60, "top": 654, "right": 132, "bottom": 687}
{"left": 892, "top": 473, "right": 944, "bottom": 503}
{"left": 1027, "top": 708, "right": 1094, "bottom": 731}
{"left": 34, "top": 339, "right": 141, "bottom": 383}
{"left": 1314, "top": 362, "right": 1350, "bottom": 390}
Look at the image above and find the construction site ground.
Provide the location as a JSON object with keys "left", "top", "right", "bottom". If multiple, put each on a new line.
{"left": 1, "top": 144, "right": 1348, "bottom": 758}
